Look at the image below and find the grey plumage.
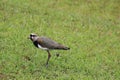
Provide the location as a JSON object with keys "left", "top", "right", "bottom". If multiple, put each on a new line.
{"left": 37, "top": 36, "right": 70, "bottom": 50}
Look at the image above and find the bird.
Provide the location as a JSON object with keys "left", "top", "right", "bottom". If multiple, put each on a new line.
{"left": 28, "top": 33, "right": 70, "bottom": 66}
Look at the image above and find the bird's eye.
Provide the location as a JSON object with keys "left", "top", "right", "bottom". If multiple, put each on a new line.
{"left": 30, "top": 34, "right": 36, "bottom": 37}
{"left": 31, "top": 35, "right": 36, "bottom": 37}
{"left": 32, "top": 35, "right": 35, "bottom": 37}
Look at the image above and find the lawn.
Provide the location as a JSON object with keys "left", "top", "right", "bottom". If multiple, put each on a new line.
{"left": 0, "top": 0, "right": 120, "bottom": 80}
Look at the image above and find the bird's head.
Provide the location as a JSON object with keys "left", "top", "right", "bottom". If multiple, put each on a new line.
{"left": 28, "top": 33, "right": 38, "bottom": 42}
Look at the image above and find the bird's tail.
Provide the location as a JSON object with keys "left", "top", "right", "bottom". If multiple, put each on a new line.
{"left": 62, "top": 47, "right": 70, "bottom": 50}
{"left": 56, "top": 45, "right": 70, "bottom": 50}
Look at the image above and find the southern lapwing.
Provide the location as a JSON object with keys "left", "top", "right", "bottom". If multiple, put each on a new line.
{"left": 28, "top": 33, "right": 70, "bottom": 66}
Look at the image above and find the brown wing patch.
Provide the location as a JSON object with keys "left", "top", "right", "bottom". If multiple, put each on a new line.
{"left": 36, "top": 38, "right": 47, "bottom": 48}
{"left": 37, "top": 38, "right": 43, "bottom": 43}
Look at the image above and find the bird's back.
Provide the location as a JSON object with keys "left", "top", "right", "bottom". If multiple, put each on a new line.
{"left": 37, "top": 36, "right": 70, "bottom": 50}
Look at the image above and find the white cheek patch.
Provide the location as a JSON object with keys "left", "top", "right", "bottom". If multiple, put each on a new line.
{"left": 38, "top": 44, "right": 48, "bottom": 50}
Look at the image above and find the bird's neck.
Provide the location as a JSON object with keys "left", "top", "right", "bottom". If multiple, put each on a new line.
{"left": 32, "top": 37, "right": 39, "bottom": 42}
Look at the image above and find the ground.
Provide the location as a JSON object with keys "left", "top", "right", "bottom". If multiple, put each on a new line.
{"left": 0, "top": 0, "right": 120, "bottom": 80}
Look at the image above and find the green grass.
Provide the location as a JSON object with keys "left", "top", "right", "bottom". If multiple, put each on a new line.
{"left": 0, "top": 0, "right": 120, "bottom": 80}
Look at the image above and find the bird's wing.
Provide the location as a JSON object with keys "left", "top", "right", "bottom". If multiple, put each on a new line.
{"left": 36, "top": 37, "right": 61, "bottom": 49}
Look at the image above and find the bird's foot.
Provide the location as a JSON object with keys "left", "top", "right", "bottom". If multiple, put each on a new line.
{"left": 46, "top": 63, "right": 49, "bottom": 68}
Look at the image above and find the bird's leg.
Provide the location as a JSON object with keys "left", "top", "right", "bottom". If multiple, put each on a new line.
{"left": 46, "top": 50, "right": 51, "bottom": 66}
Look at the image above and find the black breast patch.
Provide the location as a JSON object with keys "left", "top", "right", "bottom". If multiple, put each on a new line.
{"left": 33, "top": 41, "right": 39, "bottom": 48}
